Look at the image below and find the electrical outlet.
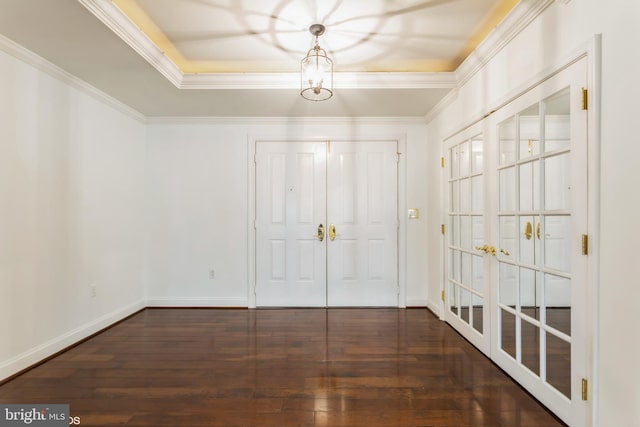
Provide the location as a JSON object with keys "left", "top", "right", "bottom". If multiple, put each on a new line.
{"left": 209, "top": 270, "right": 215, "bottom": 279}
{"left": 90, "top": 284, "right": 97, "bottom": 298}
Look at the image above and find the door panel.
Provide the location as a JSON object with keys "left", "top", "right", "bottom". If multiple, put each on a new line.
{"left": 492, "top": 63, "right": 587, "bottom": 425}
{"left": 256, "top": 141, "right": 327, "bottom": 307}
{"left": 444, "top": 132, "right": 490, "bottom": 354}
{"left": 327, "top": 142, "right": 398, "bottom": 306}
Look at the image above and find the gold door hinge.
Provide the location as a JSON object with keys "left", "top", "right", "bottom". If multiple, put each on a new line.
{"left": 582, "top": 378, "right": 588, "bottom": 401}
{"left": 441, "top": 290, "right": 445, "bottom": 301}
{"left": 441, "top": 157, "right": 445, "bottom": 168}
{"left": 581, "top": 234, "right": 589, "bottom": 255}
{"left": 327, "top": 140, "right": 331, "bottom": 153}
{"left": 581, "top": 88, "right": 588, "bottom": 110}
{"left": 441, "top": 224, "right": 445, "bottom": 235}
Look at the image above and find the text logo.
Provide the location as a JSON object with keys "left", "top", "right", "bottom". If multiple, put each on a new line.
{"left": 0, "top": 405, "right": 69, "bottom": 426}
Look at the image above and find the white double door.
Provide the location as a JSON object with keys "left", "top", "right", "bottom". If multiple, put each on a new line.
{"left": 444, "top": 58, "right": 590, "bottom": 426}
{"left": 256, "top": 140, "right": 398, "bottom": 307}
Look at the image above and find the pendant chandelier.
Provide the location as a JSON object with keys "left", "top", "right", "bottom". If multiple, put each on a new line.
{"left": 300, "top": 24, "right": 333, "bottom": 101}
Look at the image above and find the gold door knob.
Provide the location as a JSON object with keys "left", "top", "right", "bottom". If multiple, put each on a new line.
{"left": 475, "top": 244, "right": 488, "bottom": 253}
{"left": 475, "top": 244, "right": 497, "bottom": 255}
{"left": 523, "top": 222, "right": 533, "bottom": 240}
{"left": 315, "top": 224, "right": 325, "bottom": 241}
{"left": 500, "top": 248, "right": 511, "bottom": 256}
{"left": 329, "top": 224, "right": 339, "bottom": 241}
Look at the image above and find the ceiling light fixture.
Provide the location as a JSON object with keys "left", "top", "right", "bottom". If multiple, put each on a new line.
{"left": 301, "top": 24, "right": 333, "bottom": 101}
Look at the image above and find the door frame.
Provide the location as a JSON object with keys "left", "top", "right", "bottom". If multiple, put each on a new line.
{"left": 247, "top": 135, "right": 407, "bottom": 308}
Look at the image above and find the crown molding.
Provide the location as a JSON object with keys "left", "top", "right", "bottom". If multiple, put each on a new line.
{"left": 179, "top": 73, "right": 297, "bottom": 90}
{"left": 424, "top": 87, "right": 459, "bottom": 124}
{"left": 0, "top": 33, "right": 145, "bottom": 123}
{"left": 180, "top": 72, "right": 456, "bottom": 90}
{"left": 424, "top": 0, "right": 555, "bottom": 122}
{"left": 333, "top": 72, "right": 456, "bottom": 90}
{"left": 78, "top": 0, "right": 183, "bottom": 88}
{"left": 146, "top": 116, "right": 428, "bottom": 125}
{"left": 455, "top": 0, "right": 555, "bottom": 88}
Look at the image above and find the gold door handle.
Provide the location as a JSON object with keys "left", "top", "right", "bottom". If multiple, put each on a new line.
{"left": 500, "top": 248, "right": 511, "bottom": 256}
{"left": 315, "top": 224, "right": 325, "bottom": 241}
{"left": 535, "top": 221, "right": 551, "bottom": 239}
{"left": 329, "top": 224, "right": 339, "bottom": 241}
{"left": 523, "top": 221, "right": 533, "bottom": 240}
{"left": 475, "top": 244, "right": 489, "bottom": 253}
{"left": 475, "top": 244, "right": 496, "bottom": 256}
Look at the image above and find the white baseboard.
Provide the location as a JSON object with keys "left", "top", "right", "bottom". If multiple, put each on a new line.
{"left": 145, "top": 297, "right": 248, "bottom": 307}
{"left": 405, "top": 298, "right": 428, "bottom": 307}
{"left": 0, "top": 299, "right": 145, "bottom": 382}
{"left": 427, "top": 299, "right": 442, "bottom": 318}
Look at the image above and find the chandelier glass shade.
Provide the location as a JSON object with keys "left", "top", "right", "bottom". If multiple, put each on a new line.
{"left": 301, "top": 24, "right": 333, "bottom": 101}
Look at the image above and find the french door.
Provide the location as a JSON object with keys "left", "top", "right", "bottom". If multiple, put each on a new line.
{"left": 255, "top": 140, "right": 398, "bottom": 307}
{"left": 444, "top": 130, "right": 490, "bottom": 354}
{"left": 444, "top": 58, "right": 589, "bottom": 426}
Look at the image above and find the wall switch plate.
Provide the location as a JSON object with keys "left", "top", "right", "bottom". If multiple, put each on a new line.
{"left": 209, "top": 270, "right": 216, "bottom": 279}
{"left": 408, "top": 208, "right": 419, "bottom": 219}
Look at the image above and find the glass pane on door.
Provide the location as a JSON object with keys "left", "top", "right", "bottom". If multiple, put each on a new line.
{"left": 501, "top": 309, "right": 517, "bottom": 359}
{"left": 499, "top": 117, "right": 516, "bottom": 165}
{"left": 545, "top": 274, "right": 571, "bottom": 336}
{"left": 544, "top": 216, "right": 571, "bottom": 272}
{"left": 471, "top": 137, "right": 484, "bottom": 173}
{"left": 499, "top": 262, "right": 517, "bottom": 309}
{"left": 499, "top": 167, "right": 516, "bottom": 211}
{"left": 545, "top": 154, "right": 570, "bottom": 210}
{"left": 519, "top": 103, "right": 541, "bottom": 160}
{"left": 521, "top": 320, "right": 540, "bottom": 376}
{"left": 543, "top": 87, "right": 570, "bottom": 153}
{"left": 546, "top": 332, "right": 571, "bottom": 398}
{"left": 449, "top": 282, "right": 459, "bottom": 316}
{"left": 472, "top": 299, "right": 483, "bottom": 334}
{"left": 519, "top": 160, "right": 540, "bottom": 211}
{"left": 519, "top": 267, "right": 540, "bottom": 320}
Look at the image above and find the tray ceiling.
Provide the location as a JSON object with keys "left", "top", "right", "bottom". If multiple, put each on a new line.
{"left": 0, "top": 0, "right": 541, "bottom": 118}
{"left": 110, "top": 0, "right": 517, "bottom": 74}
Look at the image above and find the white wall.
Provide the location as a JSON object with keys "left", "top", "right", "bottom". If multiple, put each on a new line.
{"left": 145, "top": 120, "right": 430, "bottom": 307}
{"left": 0, "top": 48, "right": 146, "bottom": 380}
{"left": 6, "top": 0, "right": 638, "bottom": 422}
{"left": 426, "top": 1, "right": 640, "bottom": 425}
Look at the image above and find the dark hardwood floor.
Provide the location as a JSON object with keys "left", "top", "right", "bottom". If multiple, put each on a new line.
{"left": 0, "top": 309, "right": 566, "bottom": 426}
